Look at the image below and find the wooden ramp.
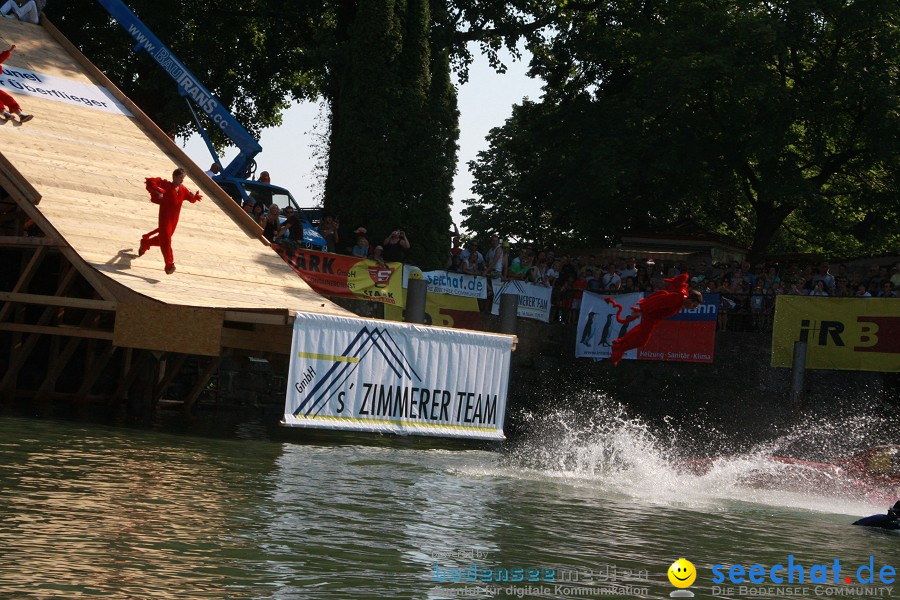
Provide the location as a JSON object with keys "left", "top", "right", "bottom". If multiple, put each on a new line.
{"left": 0, "top": 17, "right": 353, "bottom": 406}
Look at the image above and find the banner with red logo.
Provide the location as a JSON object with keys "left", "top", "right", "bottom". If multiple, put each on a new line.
{"left": 772, "top": 297, "right": 900, "bottom": 372}
{"left": 274, "top": 246, "right": 405, "bottom": 306}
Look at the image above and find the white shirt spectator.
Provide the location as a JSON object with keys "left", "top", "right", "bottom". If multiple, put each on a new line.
{"left": 602, "top": 271, "right": 621, "bottom": 290}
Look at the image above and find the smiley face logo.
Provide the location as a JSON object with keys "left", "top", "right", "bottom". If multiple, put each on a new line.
{"left": 668, "top": 558, "right": 696, "bottom": 588}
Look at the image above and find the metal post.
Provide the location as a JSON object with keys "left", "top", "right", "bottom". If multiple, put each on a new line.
{"left": 499, "top": 293, "right": 519, "bottom": 335}
{"left": 790, "top": 340, "right": 807, "bottom": 402}
{"left": 405, "top": 278, "right": 428, "bottom": 324}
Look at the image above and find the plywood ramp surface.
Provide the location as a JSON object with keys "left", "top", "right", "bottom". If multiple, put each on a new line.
{"left": 0, "top": 17, "right": 352, "bottom": 317}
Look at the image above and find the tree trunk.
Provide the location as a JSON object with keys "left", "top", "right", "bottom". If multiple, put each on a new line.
{"left": 747, "top": 202, "right": 794, "bottom": 264}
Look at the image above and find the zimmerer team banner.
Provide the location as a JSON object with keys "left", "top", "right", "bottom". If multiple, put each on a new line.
{"left": 274, "top": 246, "right": 404, "bottom": 306}
{"left": 772, "top": 296, "right": 900, "bottom": 372}
{"left": 576, "top": 291, "right": 719, "bottom": 363}
{"left": 283, "top": 313, "right": 514, "bottom": 439}
{"left": 490, "top": 279, "right": 552, "bottom": 322}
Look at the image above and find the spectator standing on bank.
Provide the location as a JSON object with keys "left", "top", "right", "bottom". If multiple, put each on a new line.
{"left": 382, "top": 230, "right": 410, "bottom": 262}
{"left": 261, "top": 204, "right": 280, "bottom": 242}
{"left": 878, "top": 282, "right": 896, "bottom": 298}
{"left": 318, "top": 215, "right": 340, "bottom": 252}
{"left": 485, "top": 235, "right": 505, "bottom": 279}
{"left": 351, "top": 228, "right": 371, "bottom": 258}
{"left": 275, "top": 209, "right": 305, "bottom": 247}
{"left": 372, "top": 245, "right": 386, "bottom": 266}
{"left": 204, "top": 163, "right": 221, "bottom": 178}
{"left": 808, "top": 280, "right": 829, "bottom": 296}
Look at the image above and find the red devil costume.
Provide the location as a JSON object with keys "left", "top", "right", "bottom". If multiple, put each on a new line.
{"left": 0, "top": 45, "right": 33, "bottom": 122}
{"left": 605, "top": 272, "right": 691, "bottom": 366}
{"left": 139, "top": 172, "right": 201, "bottom": 274}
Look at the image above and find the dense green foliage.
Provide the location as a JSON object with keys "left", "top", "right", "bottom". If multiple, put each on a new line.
{"left": 53, "top": 0, "right": 546, "bottom": 269}
{"left": 53, "top": 1, "right": 325, "bottom": 144}
{"left": 464, "top": 0, "right": 900, "bottom": 259}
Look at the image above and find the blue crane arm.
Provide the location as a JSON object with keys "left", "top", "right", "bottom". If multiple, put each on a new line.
{"left": 96, "top": 0, "right": 263, "bottom": 179}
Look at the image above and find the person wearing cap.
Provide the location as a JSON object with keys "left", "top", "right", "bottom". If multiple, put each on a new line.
{"left": 351, "top": 228, "right": 371, "bottom": 258}
{"left": 372, "top": 244, "right": 386, "bottom": 266}
{"left": 853, "top": 501, "right": 900, "bottom": 529}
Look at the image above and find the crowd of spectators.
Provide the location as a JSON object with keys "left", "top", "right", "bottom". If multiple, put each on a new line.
{"left": 444, "top": 237, "right": 899, "bottom": 331}
{"left": 236, "top": 186, "right": 897, "bottom": 334}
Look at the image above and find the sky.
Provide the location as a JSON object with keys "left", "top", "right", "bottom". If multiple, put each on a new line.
{"left": 180, "top": 48, "right": 544, "bottom": 233}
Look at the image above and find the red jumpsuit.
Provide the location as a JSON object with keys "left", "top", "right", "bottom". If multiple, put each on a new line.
{"left": 609, "top": 273, "right": 690, "bottom": 366}
{"left": 0, "top": 50, "right": 23, "bottom": 114}
{"left": 141, "top": 177, "right": 201, "bottom": 270}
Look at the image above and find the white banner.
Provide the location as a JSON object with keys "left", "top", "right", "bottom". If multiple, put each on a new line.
{"left": 402, "top": 266, "right": 487, "bottom": 299}
{"left": 489, "top": 279, "right": 551, "bottom": 322}
{"left": 283, "top": 313, "right": 513, "bottom": 440}
{"left": 575, "top": 292, "right": 643, "bottom": 361}
{"left": 0, "top": 66, "right": 132, "bottom": 116}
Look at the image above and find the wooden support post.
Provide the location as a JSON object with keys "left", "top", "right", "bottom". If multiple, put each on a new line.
{"left": 183, "top": 357, "right": 220, "bottom": 415}
{"left": 0, "top": 266, "right": 79, "bottom": 394}
{"left": 76, "top": 343, "right": 117, "bottom": 402}
{"left": 0, "top": 245, "right": 46, "bottom": 323}
{"left": 34, "top": 313, "right": 97, "bottom": 401}
{"left": 152, "top": 353, "right": 188, "bottom": 407}
{"left": 109, "top": 349, "right": 152, "bottom": 405}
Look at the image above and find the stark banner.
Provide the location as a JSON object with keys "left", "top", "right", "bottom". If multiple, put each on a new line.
{"left": 576, "top": 291, "right": 718, "bottom": 363}
{"left": 283, "top": 313, "right": 514, "bottom": 439}
{"left": 274, "top": 246, "right": 404, "bottom": 306}
{"left": 771, "top": 297, "right": 900, "bottom": 372}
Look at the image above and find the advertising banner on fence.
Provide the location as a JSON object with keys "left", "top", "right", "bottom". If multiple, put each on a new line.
{"left": 274, "top": 246, "right": 404, "bottom": 306}
{"left": 283, "top": 313, "right": 513, "bottom": 439}
{"left": 489, "top": 279, "right": 552, "bottom": 322}
{"left": 575, "top": 292, "right": 718, "bottom": 363}
{"left": 771, "top": 297, "right": 900, "bottom": 372}
{"left": 384, "top": 290, "right": 483, "bottom": 331}
{"left": 403, "top": 267, "right": 487, "bottom": 299}
{"left": 575, "top": 292, "right": 643, "bottom": 361}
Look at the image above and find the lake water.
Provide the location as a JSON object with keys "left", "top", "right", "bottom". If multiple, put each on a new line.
{"left": 1, "top": 396, "right": 897, "bottom": 599}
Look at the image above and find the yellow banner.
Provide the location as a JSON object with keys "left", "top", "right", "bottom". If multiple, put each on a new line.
{"left": 384, "top": 291, "right": 482, "bottom": 330}
{"left": 771, "top": 297, "right": 900, "bottom": 372}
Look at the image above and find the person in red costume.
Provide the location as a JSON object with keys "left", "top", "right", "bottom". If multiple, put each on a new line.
{"left": 138, "top": 168, "right": 201, "bottom": 274}
{"left": 605, "top": 272, "right": 703, "bottom": 366}
{"left": 0, "top": 45, "right": 34, "bottom": 122}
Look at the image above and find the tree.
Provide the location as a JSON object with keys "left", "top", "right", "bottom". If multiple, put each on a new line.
{"left": 53, "top": 1, "right": 325, "bottom": 147}
{"left": 56, "top": 1, "right": 561, "bottom": 269}
{"left": 468, "top": 0, "right": 899, "bottom": 259}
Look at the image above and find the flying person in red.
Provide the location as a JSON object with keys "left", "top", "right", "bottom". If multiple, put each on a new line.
{"left": 605, "top": 272, "right": 703, "bottom": 366}
{"left": 138, "top": 168, "right": 202, "bottom": 274}
{"left": 0, "top": 45, "right": 34, "bottom": 122}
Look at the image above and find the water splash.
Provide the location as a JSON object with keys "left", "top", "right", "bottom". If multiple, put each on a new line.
{"left": 499, "top": 393, "right": 895, "bottom": 516}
